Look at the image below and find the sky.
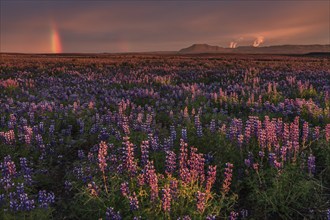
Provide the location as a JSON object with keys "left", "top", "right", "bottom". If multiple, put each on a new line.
{"left": 1, "top": 1, "right": 329, "bottom": 53}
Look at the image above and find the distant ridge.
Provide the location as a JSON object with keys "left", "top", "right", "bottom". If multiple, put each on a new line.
{"left": 178, "top": 44, "right": 225, "bottom": 53}
{"left": 179, "top": 44, "right": 330, "bottom": 54}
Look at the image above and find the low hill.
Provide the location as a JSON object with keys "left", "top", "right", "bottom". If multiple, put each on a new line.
{"left": 179, "top": 44, "right": 330, "bottom": 54}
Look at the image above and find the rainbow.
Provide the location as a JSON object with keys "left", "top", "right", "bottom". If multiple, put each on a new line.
{"left": 51, "top": 23, "right": 62, "bottom": 53}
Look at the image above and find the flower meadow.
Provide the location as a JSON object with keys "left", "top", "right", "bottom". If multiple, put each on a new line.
{"left": 0, "top": 53, "right": 329, "bottom": 219}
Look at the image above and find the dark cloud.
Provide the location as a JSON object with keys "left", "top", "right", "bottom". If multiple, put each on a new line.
{"left": 1, "top": 1, "right": 329, "bottom": 53}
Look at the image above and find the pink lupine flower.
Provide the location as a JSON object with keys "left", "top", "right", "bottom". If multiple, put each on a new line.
{"left": 98, "top": 141, "right": 108, "bottom": 173}
{"left": 302, "top": 121, "right": 309, "bottom": 144}
{"left": 120, "top": 182, "right": 130, "bottom": 198}
{"left": 179, "top": 139, "right": 189, "bottom": 182}
{"left": 165, "top": 150, "right": 176, "bottom": 176}
{"left": 161, "top": 184, "right": 172, "bottom": 212}
{"left": 222, "top": 163, "right": 233, "bottom": 194}
{"left": 144, "top": 161, "right": 159, "bottom": 201}
{"left": 326, "top": 124, "right": 330, "bottom": 142}
{"left": 205, "top": 165, "right": 217, "bottom": 193}
{"left": 188, "top": 147, "right": 205, "bottom": 183}
{"left": 170, "top": 179, "right": 178, "bottom": 199}
{"left": 122, "top": 137, "right": 137, "bottom": 176}
{"left": 196, "top": 191, "right": 206, "bottom": 213}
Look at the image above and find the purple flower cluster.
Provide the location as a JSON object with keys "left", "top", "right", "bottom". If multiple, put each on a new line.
{"left": 38, "top": 190, "right": 55, "bottom": 209}
{"left": 105, "top": 207, "right": 122, "bottom": 220}
{"left": 165, "top": 150, "right": 176, "bottom": 176}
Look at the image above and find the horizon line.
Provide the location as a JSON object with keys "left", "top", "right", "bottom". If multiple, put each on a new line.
{"left": 1, "top": 43, "right": 329, "bottom": 54}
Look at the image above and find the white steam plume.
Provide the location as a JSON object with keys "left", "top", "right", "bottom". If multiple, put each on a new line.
{"left": 253, "top": 36, "right": 264, "bottom": 47}
{"left": 229, "top": 42, "right": 238, "bottom": 48}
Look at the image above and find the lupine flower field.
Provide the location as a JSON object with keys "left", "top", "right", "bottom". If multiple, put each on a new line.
{"left": 0, "top": 53, "right": 329, "bottom": 219}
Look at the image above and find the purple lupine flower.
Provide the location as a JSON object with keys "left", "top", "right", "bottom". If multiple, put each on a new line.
{"left": 0, "top": 193, "right": 4, "bottom": 207}
{"left": 177, "top": 216, "right": 191, "bottom": 220}
{"left": 205, "top": 152, "right": 214, "bottom": 165}
{"left": 39, "top": 122, "right": 44, "bottom": 133}
{"left": 129, "top": 192, "right": 139, "bottom": 211}
{"left": 195, "top": 115, "right": 203, "bottom": 137}
{"left": 64, "top": 180, "right": 72, "bottom": 192}
{"left": 18, "top": 188, "right": 35, "bottom": 211}
{"left": 78, "top": 150, "right": 85, "bottom": 159}
{"left": 120, "top": 182, "right": 130, "bottom": 198}
{"left": 98, "top": 128, "right": 110, "bottom": 141}
{"left": 268, "top": 153, "right": 276, "bottom": 167}
{"left": 163, "top": 137, "right": 171, "bottom": 152}
{"left": 240, "top": 209, "right": 249, "bottom": 218}
{"left": 228, "top": 119, "right": 240, "bottom": 140}
{"left": 161, "top": 184, "right": 172, "bottom": 212}
{"left": 105, "top": 207, "right": 122, "bottom": 220}
{"left": 244, "top": 159, "right": 251, "bottom": 167}
{"left": 49, "top": 124, "right": 55, "bottom": 134}
{"left": 9, "top": 192, "right": 19, "bottom": 211}
{"left": 229, "top": 211, "right": 238, "bottom": 220}
{"left": 35, "top": 133, "right": 44, "bottom": 146}
{"left": 181, "top": 127, "right": 187, "bottom": 141}
{"left": 78, "top": 119, "right": 85, "bottom": 134}
{"left": 87, "top": 151, "right": 95, "bottom": 163}
{"left": 308, "top": 154, "right": 316, "bottom": 176}
{"left": 1, "top": 155, "right": 16, "bottom": 190}
{"left": 170, "top": 125, "right": 177, "bottom": 141}
{"left": 140, "top": 140, "right": 149, "bottom": 167}
{"left": 150, "top": 134, "right": 160, "bottom": 151}
{"left": 73, "top": 166, "right": 84, "bottom": 180}
{"left": 206, "top": 215, "right": 216, "bottom": 220}
{"left": 280, "top": 146, "right": 288, "bottom": 162}
{"left": 244, "top": 121, "right": 251, "bottom": 143}
{"left": 209, "top": 119, "right": 216, "bottom": 133}
{"left": 24, "top": 134, "right": 32, "bottom": 145}
{"left": 38, "top": 190, "right": 55, "bottom": 209}
{"left": 20, "top": 157, "right": 32, "bottom": 185}
{"left": 165, "top": 150, "right": 176, "bottom": 176}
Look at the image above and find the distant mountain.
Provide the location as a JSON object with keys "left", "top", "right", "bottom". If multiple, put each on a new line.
{"left": 179, "top": 44, "right": 330, "bottom": 54}
{"left": 179, "top": 44, "right": 226, "bottom": 53}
